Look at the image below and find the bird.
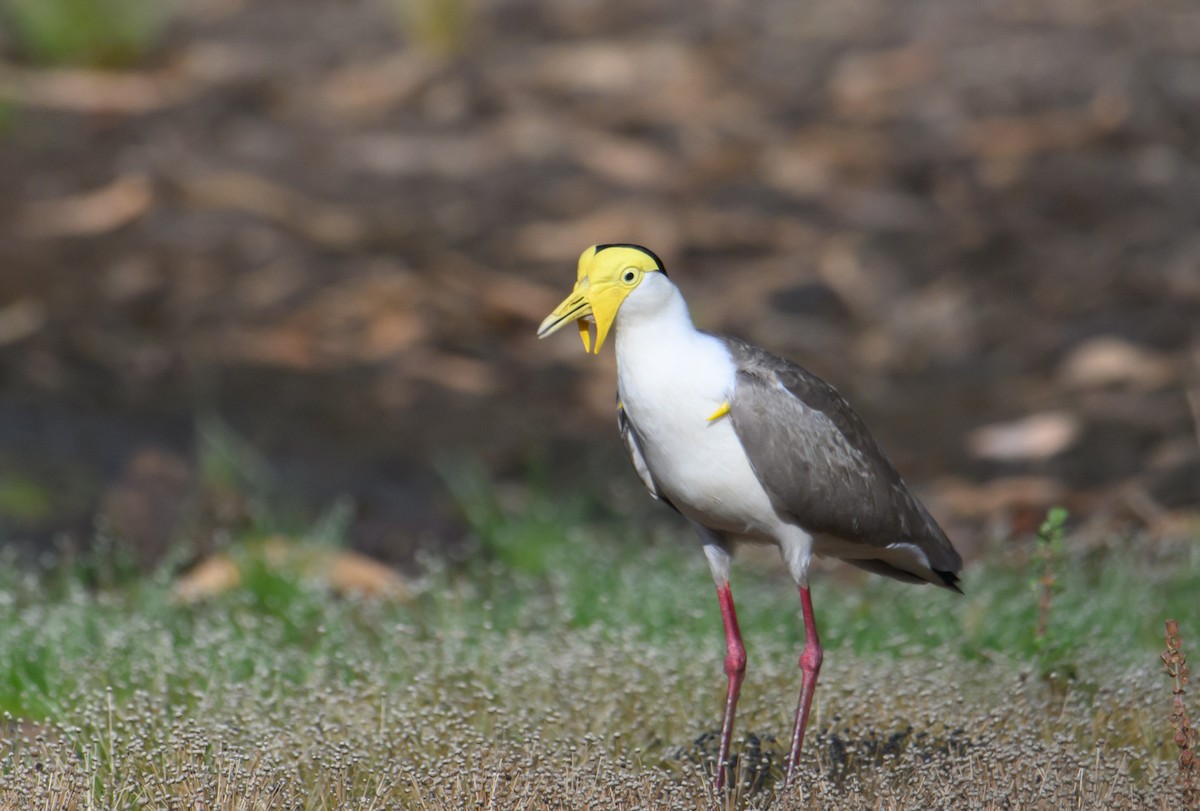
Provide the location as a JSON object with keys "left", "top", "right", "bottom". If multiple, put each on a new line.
{"left": 536, "top": 244, "right": 963, "bottom": 790}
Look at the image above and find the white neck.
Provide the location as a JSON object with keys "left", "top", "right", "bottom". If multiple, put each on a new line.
{"left": 613, "top": 278, "right": 736, "bottom": 421}
{"left": 613, "top": 279, "right": 698, "bottom": 360}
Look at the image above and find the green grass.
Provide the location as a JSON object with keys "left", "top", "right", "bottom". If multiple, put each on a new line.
{"left": 444, "top": 459, "right": 1199, "bottom": 672}
{"left": 1, "top": 0, "right": 174, "bottom": 68}
{"left": 0, "top": 467, "right": 1197, "bottom": 808}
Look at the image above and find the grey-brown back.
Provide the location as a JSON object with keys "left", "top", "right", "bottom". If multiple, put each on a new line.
{"left": 720, "top": 335, "right": 962, "bottom": 586}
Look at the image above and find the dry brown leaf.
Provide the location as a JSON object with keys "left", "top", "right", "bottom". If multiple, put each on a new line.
{"left": 569, "top": 128, "right": 678, "bottom": 188}
{"left": 531, "top": 40, "right": 693, "bottom": 95}
{"left": 212, "top": 325, "right": 317, "bottom": 369}
{"left": 17, "top": 174, "right": 154, "bottom": 239}
{"left": 298, "top": 271, "right": 429, "bottom": 363}
{"left": 315, "top": 52, "right": 442, "bottom": 120}
{"left": 1059, "top": 336, "right": 1177, "bottom": 390}
{"left": 179, "top": 172, "right": 367, "bottom": 248}
{"left": 967, "top": 411, "right": 1081, "bottom": 462}
{"left": 359, "top": 313, "right": 425, "bottom": 361}
{"left": 0, "top": 65, "right": 188, "bottom": 113}
{"left": 964, "top": 93, "right": 1129, "bottom": 160}
{"left": 174, "top": 40, "right": 276, "bottom": 84}
{"left": 174, "top": 537, "right": 412, "bottom": 603}
{"left": 830, "top": 46, "right": 938, "bottom": 121}
{"left": 204, "top": 270, "right": 431, "bottom": 370}
{"left": 347, "top": 131, "right": 503, "bottom": 178}
{"left": 173, "top": 555, "right": 240, "bottom": 603}
{"left": 328, "top": 550, "right": 412, "bottom": 599}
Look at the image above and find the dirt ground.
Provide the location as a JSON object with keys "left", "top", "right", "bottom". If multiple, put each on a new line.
{"left": 0, "top": 0, "right": 1198, "bottom": 567}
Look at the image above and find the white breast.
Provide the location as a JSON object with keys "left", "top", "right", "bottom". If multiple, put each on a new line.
{"left": 615, "top": 321, "right": 779, "bottom": 539}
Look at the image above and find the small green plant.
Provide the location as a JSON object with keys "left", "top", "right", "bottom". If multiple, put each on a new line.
{"left": 0, "top": 470, "right": 53, "bottom": 524}
{"left": 195, "top": 415, "right": 342, "bottom": 543}
{"left": 386, "top": 0, "right": 472, "bottom": 55}
{"left": 1033, "top": 506, "right": 1068, "bottom": 643}
{"left": 1162, "top": 619, "right": 1198, "bottom": 800}
{"left": 437, "top": 455, "right": 597, "bottom": 579}
{"left": 196, "top": 416, "right": 274, "bottom": 503}
{"left": 1, "top": 0, "right": 174, "bottom": 68}
{"left": 1027, "top": 506, "right": 1074, "bottom": 685}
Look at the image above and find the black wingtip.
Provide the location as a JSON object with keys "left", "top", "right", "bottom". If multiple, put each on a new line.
{"left": 936, "top": 569, "right": 964, "bottom": 594}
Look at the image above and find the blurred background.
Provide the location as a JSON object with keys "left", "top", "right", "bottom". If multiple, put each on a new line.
{"left": 0, "top": 0, "right": 1197, "bottom": 573}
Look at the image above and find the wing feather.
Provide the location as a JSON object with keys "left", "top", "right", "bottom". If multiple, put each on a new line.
{"left": 617, "top": 395, "right": 681, "bottom": 514}
{"left": 617, "top": 397, "right": 657, "bottom": 498}
{"left": 719, "top": 335, "right": 961, "bottom": 581}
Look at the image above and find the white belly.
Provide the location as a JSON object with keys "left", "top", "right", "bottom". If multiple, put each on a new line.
{"left": 616, "top": 331, "right": 780, "bottom": 539}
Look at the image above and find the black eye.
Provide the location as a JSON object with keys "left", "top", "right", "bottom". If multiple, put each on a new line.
{"left": 623, "top": 270, "right": 637, "bottom": 283}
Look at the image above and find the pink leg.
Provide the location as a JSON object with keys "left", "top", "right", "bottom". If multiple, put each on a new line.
{"left": 785, "top": 585, "right": 823, "bottom": 786}
{"left": 713, "top": 582, "right": 747, "bottom": 790}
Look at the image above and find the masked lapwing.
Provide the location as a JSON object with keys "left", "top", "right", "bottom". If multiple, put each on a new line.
{"left": 537, "top": 244, "right": 963, "bottom": 790}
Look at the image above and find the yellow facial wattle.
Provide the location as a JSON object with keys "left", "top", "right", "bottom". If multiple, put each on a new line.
{"left": 536, "top": 244, "right": 662, "bottom": 354}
